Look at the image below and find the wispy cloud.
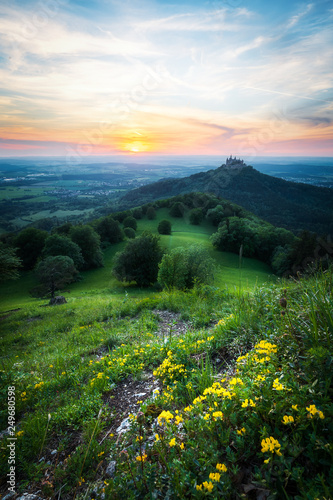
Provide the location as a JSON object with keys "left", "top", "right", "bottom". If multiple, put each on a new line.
{"left": 0, "top": 0, "right": 332, "bottom": 156}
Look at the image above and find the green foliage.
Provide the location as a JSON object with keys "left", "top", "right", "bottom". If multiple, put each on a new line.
{"left": 189, "top": 208, "right": 203, "bottom": 225}
{"left": 15, "top": 227, "right": 48, "bottom": 270}
{"left": 132, "top": 207, "right": 143, "bottom": 219}
{"left": 211, "top": 216, "right": 296, "bottom": 265}
{"left": 42, "top": 234, "right": 84, "bottom": 269}
{"left": 123, "top": 216, "right": 137, "bottom": 230}
{"left": 158, "top": 245, "right": 215, "bottom": 290}
{"left": 169, "top": 201, "right": 185, "bottom": 217}
{"left": 35, "top": 255, "right": 79, "bottom": 298}
{"left": 146, "top": 206, "right": 156, "bottom": 220}
{"left": 0, "top": 242, "right": 22, "bottom": 281}
{"left": 113, "top": 232, "right": 163, "bottom": 286}
{"left": 95, "top": 216, "right": 124, "bottom": 244}
{"left": 158, "top": 219, "right": 172, "bottom": 235}
{"left": 70, "top": 225, "right": 103, "bottom": 269}
{"left": 124, "top": 227, "right": 136, "bottom": 239}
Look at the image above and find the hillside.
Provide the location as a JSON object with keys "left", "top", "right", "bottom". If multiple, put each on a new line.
{"left": 121, "top": 159, "right": 333, "bottom": 235}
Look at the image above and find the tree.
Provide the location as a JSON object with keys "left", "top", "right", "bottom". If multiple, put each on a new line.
{"left": 189, "top": 208, "right": 203, "bottom": 225}
{"left": 0, "top": 243, "right": 22, "bottom": 282}
{"left": 42, "top": 234, "right": 84, "bottom": 269}
{"left": 70, "top": 225, "right": 103, "bottom": 269}
{"left": 158, "top": 220, "right": 172, "bottom": 235}
{"left": 113, "top": 232, "right": 163, "bottom": 287}
{"left": 123, "top": 216, "right": 137, "bottom": 231}
{"left": 15, "top": 227, "right": 48, "bottom": 270}
{"left": 96, "top": 217, "right": 124, "bottom": 244}
{"left": 35, "top": 256, "right": 78, "bottom": 298}
{"left": 146, "top": 206, "right": 156, "bottom": 220}
{"left": 133, "top": 208, "right": 143, "bottom": 220}
{"left": 169, "top": 202, "right": 185, "bottom": 218}
{"left": 158, "top": 245, "right": 215, "bottom": 290}
{"left": 124, "top": 227, "right": 136, "bottom": 239}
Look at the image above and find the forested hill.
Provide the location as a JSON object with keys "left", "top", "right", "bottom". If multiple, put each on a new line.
{"left": 121, "top": 162, "right": 333, "bottom": 235}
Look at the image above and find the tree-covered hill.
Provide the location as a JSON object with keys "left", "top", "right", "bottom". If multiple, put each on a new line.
{"left": 121, "top": 161, "right": 333, "bottom": 235}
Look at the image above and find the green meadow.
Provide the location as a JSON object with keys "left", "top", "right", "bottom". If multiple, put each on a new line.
{"left": 0, "top": 209, "right": 273, "bottom": 311}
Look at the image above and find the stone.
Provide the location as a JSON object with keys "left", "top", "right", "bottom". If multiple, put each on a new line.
{"left": 105, "top": 460, "right": 116, "bottom": 478}
{"left": 49, "top": 295, "right": 67, "bottom": 306}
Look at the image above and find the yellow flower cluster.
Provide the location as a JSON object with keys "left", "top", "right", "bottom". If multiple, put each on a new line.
{"left": 153, "top": 351, "right": 187, "bottom": 383}
{"left": 237, "top": 427, "right": 246, "bottom": 435}
{"left": 241, "top": 398, "right": 256, "bottom": 408}
{"left": 217, "top": 314, "right": 234, "bottom": 327}
{"left": 136, "top": 453, "right": 147, "bottom": 462}
{"left": 196, "top": 481, "right": 214, "bottom": 492}
{"left": 203, "top": 382, "right": 235, "bottom": 400}
{"left": 282, "top": 415, "right": 294, "bottom": 424}
{"left": 157, "top": 410, "right": 174, "bottom": 426}
{"left": 306, "top": 404, "right": 325, "bottom": 419}
{"left": 34, "top": 381, "right": 44, "bottom": 390}
{"left": 216, "top": 463, "right": 228, "bottom": 472}
{"left": 272, "top": 378, "right": 285, "bottom": 391}
{"left": 261, "top": 437, "right": 282, "bottom": 456}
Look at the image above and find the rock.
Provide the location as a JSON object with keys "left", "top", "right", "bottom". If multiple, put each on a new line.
{"left": 105, "top": 460, "right": 116, "bottom": 478}
{"left": 50, "top": 449, "right": 57, "bottom": 455}
{"left": 16, "top": 495, "right": 43, "bottom": 500}
{"left": 3, "top": 492, "right": 16, "bottom": 500}
{"left": 49, "top": 296, "right": 67, "bottom": 306}
{"left": 116, "top": 417, "right": 131, "bottom": 433}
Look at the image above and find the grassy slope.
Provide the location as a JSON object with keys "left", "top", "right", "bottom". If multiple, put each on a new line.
{"left": 0, "top": 269, "right": 332, "bottom": 499}
{"left": 0, "top": 210, "right": 273, "bottom": 311}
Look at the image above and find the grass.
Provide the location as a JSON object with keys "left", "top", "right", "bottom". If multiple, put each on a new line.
{"left": 0, "top": 268, "right": 332, "bottom": 499}
{"left": 0, "top": 210, "right": 273, "bottom": 311}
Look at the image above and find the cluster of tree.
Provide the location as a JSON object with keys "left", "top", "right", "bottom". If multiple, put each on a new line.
{"left": 112, "top": 231, "right": 214, "bottom": 290}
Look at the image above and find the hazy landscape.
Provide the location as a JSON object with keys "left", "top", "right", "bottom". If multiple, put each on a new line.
{"left": 1, "top": 0, "right": 333, "bottom": 498}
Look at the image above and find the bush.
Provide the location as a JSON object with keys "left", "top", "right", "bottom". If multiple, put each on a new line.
{"left": 169, "top": 202, "right": 185, "bottom": 218}
{"left": 158, "top": 245, "right": 216, "bottom": 290}
{"left": 146, "top": 206, "right": 156, "bottom": 220}
{"left": 189, "top": 208, "right": 203, "bottom": 225}
{"left": 70, "top": 225, "right": 103, "bottom": 269}
{"left": 42, "top": 234, "right": 84, "bottom": 269}
{"left": 95, "top": 216, "right": 124, "bottom": 243}
{"left": 113, "top": 232, "right": 163, "bottom": 286}
{"left": 123, "top": 216, "right": 137, "bottom": 231}
{"left": 124, "top": 227, "right": 136, "bottom": 239}
{"left": 158, "top": 220, "right": 171, "bottom": 235}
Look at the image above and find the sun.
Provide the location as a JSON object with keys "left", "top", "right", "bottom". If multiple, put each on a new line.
{"left": 122, "top": 140, "right": 150, "bottom": 154}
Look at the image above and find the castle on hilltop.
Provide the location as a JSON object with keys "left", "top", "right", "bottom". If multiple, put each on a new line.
{"left": 225, "top": 156, "right": 245, "bottom": 169}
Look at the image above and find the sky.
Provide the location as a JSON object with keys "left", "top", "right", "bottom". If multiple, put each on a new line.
{"left": 0, "top": 0, "right": 333, "bottom": 159}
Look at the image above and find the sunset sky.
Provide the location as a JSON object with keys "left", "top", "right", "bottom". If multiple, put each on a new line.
{"left": 0, "top": 0, "right": 332, "bottom": 158}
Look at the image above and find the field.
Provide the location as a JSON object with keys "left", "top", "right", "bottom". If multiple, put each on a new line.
{"left": 0, "top": 209, "right": 273, "bottom": 311}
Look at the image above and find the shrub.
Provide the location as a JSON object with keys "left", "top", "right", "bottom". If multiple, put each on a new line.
{"left": 158, "top": 245, "right": 216, "bottom": 290}
{"left": 42, "top": 234, "right": 84, "bottom": 269}
{"left": 189, "top": 208, "right": 203, "bottom": 225}
{"left": 70, "top": 225, "right": 103, "bottom": 269}
{"left": 113, "top": 232, "right": 163, "bottom": 286}
{"left": 123, "top": 216, "right": 137, "bottom": 231}
{"left": 158, "top": 219, "right": 172, "bottom": 235}
{"left": 124, "top": 227, "right": 136, "bottom": 239}
{"left": 146, "top": 206, "right": 156, "bottom": 220}
{"left": 169, "top": 202, "right": 185, "bottom": 217}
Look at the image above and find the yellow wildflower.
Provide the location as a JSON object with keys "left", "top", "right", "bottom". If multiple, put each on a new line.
{"left": 282, "top": 415, "right": 294, "bottom": 425}
{"left": 261, "top": 437, "right": 282, "bottom": 456}
{"left": 216, "top": 463, "right": 227, "bottom": 472}
{"left": 169, "top": 438, "right": 176, "bottom": 447}
{"left": 202, "top": 481, "right": 214, "bottom": 492}
{"left": 209, "top": 472, "right": 221, "bottom": 482}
